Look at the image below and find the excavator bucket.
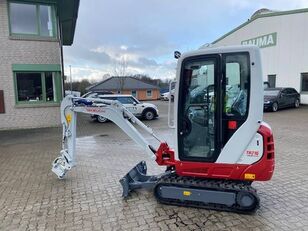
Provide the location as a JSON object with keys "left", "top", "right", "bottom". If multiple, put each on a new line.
{"left": 119, "top": 161, "right": 159, "bottom": 198}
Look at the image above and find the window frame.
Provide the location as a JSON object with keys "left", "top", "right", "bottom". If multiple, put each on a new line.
{"left": 146, "top": 90, "right": 152, "bottom": 97}
{"left": 8, "top": 1, "right": 58, "bottom": 39}
{"left": 177, "top": 54, "right": 221, "bottom": 163}
{"left": 301, "top": 73, "right": 308, "bottom": 94}
{"left": 222, "top": 52, "right": 251, "bottom": 120}
{"left": 131, "top": 90, "right": 137, "bottom": 98}
{"left": 13, "top": 71, "right": 62, "bottom": 106}
{"left": 267, "top": 74, "right": 276, "bottom": 88}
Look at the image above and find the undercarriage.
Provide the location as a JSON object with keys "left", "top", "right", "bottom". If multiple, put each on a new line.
{"left": 120, "top": 161, "right": 259, "bottom": 214}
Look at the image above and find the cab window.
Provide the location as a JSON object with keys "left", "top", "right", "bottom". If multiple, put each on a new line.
{"left": 224, "top": 53, "right": 250, "bottom": 118}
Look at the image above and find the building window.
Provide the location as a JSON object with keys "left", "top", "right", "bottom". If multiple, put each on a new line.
{"left": 268, "top": 75, "right": 276, "bottom": 88}
{"left": 131, "top": 90, "right": 137, "bottom": 97}
{"left": 9, "top": 2, "right": 56, "bottom": 37}
{"left": 146, "top": 90, "right": 152, "bottom": 97}
{"left": 15, "top": 72, "right": 61, "bottom": 104}
{"left": 301, "top": 73, "right": 308, "bottom": 92}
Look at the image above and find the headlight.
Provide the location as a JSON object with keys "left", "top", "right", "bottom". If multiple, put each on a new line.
{"left": 264, "top": 101, "right": 271, "bottom": 104}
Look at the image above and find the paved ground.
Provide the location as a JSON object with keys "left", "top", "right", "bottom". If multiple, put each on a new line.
{"left": 0, "top": 101, "right": 308, "bottom": 231}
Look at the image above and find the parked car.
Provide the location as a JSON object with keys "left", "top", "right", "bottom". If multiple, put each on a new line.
{"left": 160, "top": 89, "right": 175, "bottom": 101}
{"left": 264, "top": 87, "right": 300, "bottom": 112}
{"left": 89, "top": 94, "right": 159, "bottom": 122}
{"left": 161, "top": 92, "right": 170, "bottom": 101}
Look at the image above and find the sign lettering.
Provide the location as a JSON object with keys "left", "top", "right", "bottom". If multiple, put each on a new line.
{"left": 241, "top": 32, "right": 277, "bottom": 48}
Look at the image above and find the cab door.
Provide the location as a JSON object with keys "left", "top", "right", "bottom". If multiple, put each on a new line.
{"left": 177, "top": 51, "right": 253, "bottom": 163}
{"left": 177, "top": 55, "right": 221, "bottom": 162}
{"left": 278, "top": 89, "right": 289, "bottom": 108}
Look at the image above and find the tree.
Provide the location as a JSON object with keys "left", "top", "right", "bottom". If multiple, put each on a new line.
{"left": 132, "top": 74, "right": 170, "bottom": 90}
{"left": 113, "top": 56, "right": 128, "bottom": 77}
{"left": 64, "top": 79, "right": 93, "bottom": 95}
{"left": 113, "top": 56, "right": 128, "bottom": 92}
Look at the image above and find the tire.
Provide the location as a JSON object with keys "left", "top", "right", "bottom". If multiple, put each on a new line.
{"left": 294, "top": 99, "right": 300, "bottom": 108}
{"left": 143, "top": 109, "right": 155, "bottom": 120}
{"left": 97, "top": 116, "right": 108, "bottom": 123}
{"left": 272, "top": 102, "right": 278, "bottom": 112}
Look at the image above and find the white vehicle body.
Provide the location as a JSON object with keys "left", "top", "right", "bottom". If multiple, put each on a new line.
{"left": 161, "top": 89, "right": 175, "bottom": 101}
{"left": 161, "top": 92, "right": 170, "bottom": 101}
{"left": 89, "top": 94, "right": 159, "bottom": 121}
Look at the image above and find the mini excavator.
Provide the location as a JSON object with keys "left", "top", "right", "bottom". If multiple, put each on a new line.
{"left": 52, "top": 45, "right": 275, "bottom": 213}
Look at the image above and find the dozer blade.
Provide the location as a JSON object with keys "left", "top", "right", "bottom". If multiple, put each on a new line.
{"left": 119, "top": 161, "right": 160, "bottom": 198}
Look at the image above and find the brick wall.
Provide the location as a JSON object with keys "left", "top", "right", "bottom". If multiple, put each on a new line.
{"left": 112, "top": 89, "right": 160, "bottom": 101}
{"left": 0, "top": 0, "right": 62, "bottom": 130}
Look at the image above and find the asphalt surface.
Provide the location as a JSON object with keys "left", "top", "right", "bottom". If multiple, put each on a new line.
{"left": 0, "top": 101, "right": 308, "bottom": 230}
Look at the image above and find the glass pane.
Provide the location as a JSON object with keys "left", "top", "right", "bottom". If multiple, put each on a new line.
{"left": 45, "top": 72, "right": 55, "bottom": 102}
{"left": 131, "top": 90, "right": 137, "bottom": 97}
{"left": 302, "top": 74, "right": 308, "bottom": 91}
{"left": 117, "top": 97, "right": 129, "bottom": 104}
{"left": 147, "top": 90, "right": 152, "bottom": 96}
{"left": 16, "top": 73, "right": 42, "bottom": 102}
{"left": 40, "top": 5, "right": 54, "bottom": 36}
{"left": 179, "top": 59, "right": 216, "bottom": 160}
{"left": 268, "top": 75, "right": 276, "bottom": 88}
{"left": 10, "top": 3, "right": 37, "bottom": 34}
{"left": 224, "top": 54, "right": 249, "bottom": 117}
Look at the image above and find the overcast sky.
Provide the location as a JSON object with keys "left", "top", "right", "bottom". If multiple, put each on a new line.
{"left": 63, "top": 0, "right": 308, "bottom": 82}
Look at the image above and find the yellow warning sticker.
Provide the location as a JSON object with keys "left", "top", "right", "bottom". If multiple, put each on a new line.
{"left": 244, "top": 173, "right": 256, "bottom": 180}
{"left": 66, "top": 114, "right": 72, "bottom": 124}
{"left": 183, "top": 191, "right": 191, "bottom": 196}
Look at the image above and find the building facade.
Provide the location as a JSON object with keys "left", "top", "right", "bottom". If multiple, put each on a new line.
{"left": 87, "top": 76, "right": 161, "bottom": 101}
{"left": 209, "top": 8, "right": 308, "bottom": 104}
{"left": 0, "top": 0, "right": 79, "bottom": 130}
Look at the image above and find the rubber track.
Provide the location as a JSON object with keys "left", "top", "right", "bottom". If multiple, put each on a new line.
{"left": 154, "top": 174, "right": 260, "bottom": 214}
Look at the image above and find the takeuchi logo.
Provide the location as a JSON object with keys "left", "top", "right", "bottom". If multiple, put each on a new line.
{"left": 85, "top": 107, "right": 104, "bottom": 113}
{"left": 241, "top": 32, "right": 277, "bottom": 48}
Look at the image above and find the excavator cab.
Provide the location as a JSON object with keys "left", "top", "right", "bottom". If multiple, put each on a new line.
{"left": 177, "top": 51, "right": 251, "bottom": 162}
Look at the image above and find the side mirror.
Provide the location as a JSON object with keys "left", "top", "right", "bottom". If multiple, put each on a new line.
{"left": 133, "top": 102, "right": 137, "bottom": 106}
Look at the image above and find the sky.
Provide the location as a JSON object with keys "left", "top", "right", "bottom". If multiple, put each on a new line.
{"left": 63, "top": 0, "right": 308, "bottom": 82}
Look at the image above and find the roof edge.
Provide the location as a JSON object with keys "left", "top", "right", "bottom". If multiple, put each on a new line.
{"left": 127, "top": 76, "right": 160, "bottom": 88}
{"left": 212, "top": 8, "right": 308, "bottom": 44}
{"left": 58, "top": 0, "right": 80, "bottom": 46}
{"left": 86, "top": 76, "right": 115, "bottom": 91}
{"left": 87, "top": 76, "right": 160, "bottom": 91}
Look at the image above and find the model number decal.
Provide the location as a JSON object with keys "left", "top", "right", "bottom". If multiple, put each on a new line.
{"left": 246, "top": 150, "right": 259, "bottom": 157}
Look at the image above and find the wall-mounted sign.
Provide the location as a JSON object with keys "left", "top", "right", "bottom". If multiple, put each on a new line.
{"left": 241, "top": 32, "right": 277, "bottom": 48}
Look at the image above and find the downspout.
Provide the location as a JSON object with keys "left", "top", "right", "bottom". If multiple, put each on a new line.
{"left": 59, "top": 23, "right": 65, "bottom": 98}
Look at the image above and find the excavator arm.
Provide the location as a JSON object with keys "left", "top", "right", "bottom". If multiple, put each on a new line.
{"left": 52, "top": 95, "right": 162, "bottom": 179}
